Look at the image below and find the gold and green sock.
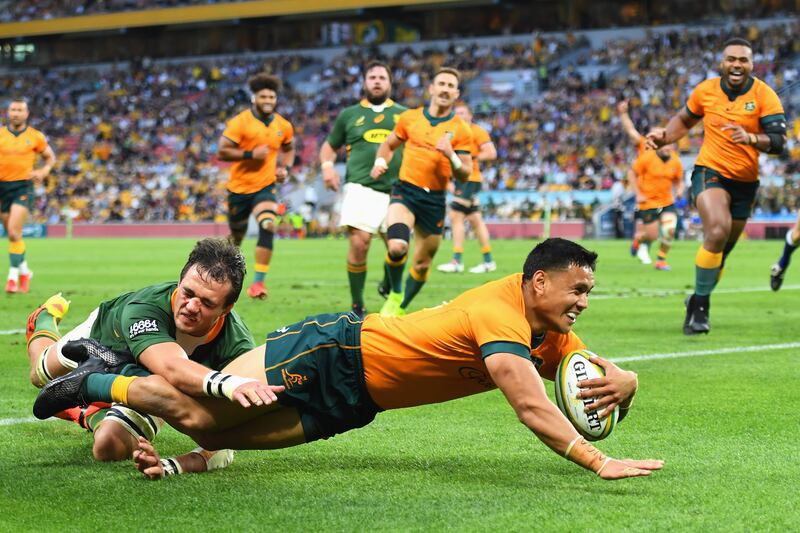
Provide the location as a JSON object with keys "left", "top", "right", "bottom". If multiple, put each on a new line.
{"left": 695, "top": 246, "right": 723, "bottom": 296}
{"left": 385, "top": 252, "right": 407, "bottom": 293}
{"left": 453, "top": 247, "right": 463, "bottom": 264}
{"left": 9, "top": 240, "right": 25, "bottom": 268}
{"left": 481, "top": 246, "right": 492, "bottom": 263}
{"left": 347, "top": 262, "right": 367, "bottom": 307}
{"left": 253, "top": 263, "right": 269, "bottom": 283}
{"left": 401, "top": 267, "right": 428, "bottom": 309}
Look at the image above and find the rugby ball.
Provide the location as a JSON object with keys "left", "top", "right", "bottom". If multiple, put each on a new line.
{"left": 554, "top": 349, "right": 618, "bottom": 441}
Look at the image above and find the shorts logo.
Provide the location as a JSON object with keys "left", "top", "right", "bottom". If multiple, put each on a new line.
{"left": 355, "top": 116, "right": 366, "bottom": 127}
{"left": 129, "top": 319, "right": 159, "bottom": 339}
{"left": 281, "top": 368, "right": 308, "bottom": 389}
{"left": 744, "top": 102, "right": 755, "bottom": 112}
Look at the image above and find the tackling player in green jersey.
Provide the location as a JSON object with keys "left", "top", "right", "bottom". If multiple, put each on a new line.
{"left": 319, "top": 62, "right": 407, "bottom": 317}
{"left": 24, "top": 238, "right": 283, "bottom": 472}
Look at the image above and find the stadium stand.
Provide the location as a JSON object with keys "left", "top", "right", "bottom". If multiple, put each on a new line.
{"left": 0, "top": 15, "right": 797, "bottom": 233}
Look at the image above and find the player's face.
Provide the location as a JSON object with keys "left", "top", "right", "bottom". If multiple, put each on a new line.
{"left": 253, "top": 89, "right": 277, "bottom": 116}
{"left": 720, "top": 45, "right": 753, "bottom": 89}
{"left": 656, "top": 143, "right": 675, "bottom": 158}
{"left": 7, "top": 101, "right": 29, "bottom": 129}
{"left": 174, "top": 265, "right": 234, "bottom": 337}
{"left": 455, "top": 105, "right": 472, "bottom": 123}
{"left": 429, "top": 73, "right": 460, "bottom": 110}
{"left": 532, "top": 265, "right": 594, "bottom": 334}
{"left": 363, "top": 66, "right": 391, "bottom": 105}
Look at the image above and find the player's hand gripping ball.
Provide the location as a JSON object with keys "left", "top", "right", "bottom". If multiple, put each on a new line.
{"left": 554, "top": 349, "right": 618, "bottom": 441}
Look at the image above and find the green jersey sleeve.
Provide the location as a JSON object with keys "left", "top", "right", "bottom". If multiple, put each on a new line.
{"left": 326, "top": 109, "right": 350, "bottom": 150}
{"left": 119, "top": 302, "right": 177, "bottom": 360}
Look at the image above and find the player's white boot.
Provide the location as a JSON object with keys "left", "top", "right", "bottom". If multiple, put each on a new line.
{"left": 437, "top": 260, "right": 464, "bottom": 273}
{"left": 469, "top": 261, "right": 497, "bottom": 273}
{"left": 636, "top": 243, "right": 652, "bottom": 265}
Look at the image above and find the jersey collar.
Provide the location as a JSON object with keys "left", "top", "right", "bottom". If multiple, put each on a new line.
{"left": 360, "top": 98, "right": 394, "bottom": 112}
{"left": 5, "top": 125, "right": 28, "bottom": 137}
{"left": 423, "top": 106, "right": 455, "bottom": 126}
{"left": 250, "top": 108, "right": 275, "bottom": 127}
{"left": 720, "top": 76, "right": 754, "bottom": 101}
{"left": 170, "top": 287, "right": 227, "bottom": 344}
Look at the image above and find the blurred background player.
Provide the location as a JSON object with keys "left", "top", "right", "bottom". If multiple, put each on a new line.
{"left": 627, "top": 143, "right": 684, "bottom": 270}
{"left": 770, "top": 212, "right": 800, "bottom": 291}
{"left": 1, "top": 97, "right": 56, "bottom": 293}
{"left": 370, "top": 68, "right": 472, "bottom": 316}
{"left": 218, "top": 74, "right": 295, "bottom": 300}
{"left": 36, "top": 239, "right": 662, "bottom": 481}
{"left": 25, "top": 238, "right": 280, "bottom": 463}
{"left": 319, "top": 62, "right": 407, "bottom": 317}
{"left": 646, "top": 38, "right": 786, "bottom": 335}
{"left": 437, "top": 102, "right": 498, "bottom": 274}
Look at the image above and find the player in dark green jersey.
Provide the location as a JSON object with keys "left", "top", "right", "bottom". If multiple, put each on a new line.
{"left": 319, "top": 62, "right": 407, "bottom": 318}
{"left": 24, "top": 238, "right": 282, "bottom": 472}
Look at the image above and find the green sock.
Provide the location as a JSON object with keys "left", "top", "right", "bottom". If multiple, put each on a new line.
{"left": 347, "top": 264, "right": 367, "bottom": 307}
{"left": 10, "top": 252, "right": 24, "bottom": 268}
{"left": 81, "top": 373, "right": 119, "bottom": 403}
{"left": 482, "top": 251, "right": 493, "bottom": 263}
{"left": 85, "top": 407, "right": 110, "bottom": 432}
{"left": 401, "top": 271, "right": 426, "bottom": 309}
{"left": 385, "top": 254, "right": 406, "bottom": 293}
{"left": 695, "top": 265, "right": 720, "bottom": 296}
{"left": 34, "top": 311, "right": 61, "bottom": 338}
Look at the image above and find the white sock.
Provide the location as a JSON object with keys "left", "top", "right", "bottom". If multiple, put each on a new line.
{"left": 8, "top": 267, "right": 19, "bottom": 281}
{"left": 19, "top": 260, "right": 30, "bottom": 275}
{"left": 788, "top": 229, "right": 800, "bottom": 248}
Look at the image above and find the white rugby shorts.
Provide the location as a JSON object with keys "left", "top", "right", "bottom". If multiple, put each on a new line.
{"left": 338, "top": 182, "right": 390, "bottom": 234}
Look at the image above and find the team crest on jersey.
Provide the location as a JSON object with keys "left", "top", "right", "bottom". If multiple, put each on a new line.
{"left": 129, "top": 319, "right": 159, "bottom": 339}
{"left": 392, "top": 114, "right": 400, "bottom": 124}
{"left": 744, "top": 102, "right": 756, "bottom": 112}
{"left": 355, "top": 116, "right": 366, "bottom": 127}
{"left": 276, "top": 130, "right": 283, "bottom": 138}
{"left": 374, "top": 114, "right": 385, "bottom": 123}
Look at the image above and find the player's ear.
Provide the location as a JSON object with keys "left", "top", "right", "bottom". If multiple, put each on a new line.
{"left": 532, "top": 270, "right": 547, "bottom": 296}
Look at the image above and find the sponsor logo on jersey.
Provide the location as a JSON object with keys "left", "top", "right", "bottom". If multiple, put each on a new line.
{"left": 129, "top": 319, "right": 160, "bottom": 339}
{"left": 374, "top": 113, "right": 385, "bottom": 123}
{"left": 744, "top": 101, "right": 755, "bottom": 112}
{"left": 363, "top": 128, "right": 392, "bottom": 144}
{"left": 355, "top": 116, "right": 366, "bottom": 127}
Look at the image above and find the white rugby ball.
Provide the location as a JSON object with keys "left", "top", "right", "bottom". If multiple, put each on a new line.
{"left": 554, "top": 349, "right": 618, "bottom": 441}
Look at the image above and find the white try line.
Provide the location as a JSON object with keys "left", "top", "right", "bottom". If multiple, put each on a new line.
{"left": 0, "top": 329, "right": 24, "bottom": 336}
{"left": 1, "top": 341, "right": 797, "bottom": 428}
{"left": 610, "top": 341, "right": 800, "bottom": 363}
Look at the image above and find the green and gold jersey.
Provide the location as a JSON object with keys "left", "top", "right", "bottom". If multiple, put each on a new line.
{"left": 326, "top": 98, "right": 406, "bottom": 193}
{"left": 89, "top": 282, "right": 255, "bottom": 370}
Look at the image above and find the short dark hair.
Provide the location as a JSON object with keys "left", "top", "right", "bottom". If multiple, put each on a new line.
{"left": 364, "top": 61, "right": 392, "bottom": 83}
{"left": 248, "top": 73, "right": 282, "bottom": 95}
{"left": 522, "top": 238, "right": 598, "bottom": 281}
{"left": 722, "top": 38, "right": 753, "bottom": 51}
{"left": 180, "top": 238, "right": 247, "bottom": 306}
{"left": 434, "top": 67, "right": 461, "bottom": 84}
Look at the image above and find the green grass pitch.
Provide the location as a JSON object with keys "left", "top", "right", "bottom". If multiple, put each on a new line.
{"left": 1, "top": 237, "right": 798, "bottom": 531}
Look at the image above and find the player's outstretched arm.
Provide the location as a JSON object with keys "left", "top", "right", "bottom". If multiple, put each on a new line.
{"left": 485, "top": 353, "right": 663, "bottom": 479}
{"left": 133, "top": 436, "right": 234, "bottom": 480}
{"left": 616, "top": 100, "right": 642, "bottom": 145}
{"left": 139, "top": 342, "right": 280, "bottom": 406}
{"left": 646, "top": 108, "right": 698, "bottom": 149}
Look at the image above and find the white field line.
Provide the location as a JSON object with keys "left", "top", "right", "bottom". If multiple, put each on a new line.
{"left": 2, "top": 342, "right": 798, "bottom": 428}
{"left": 0, "top": 329, "right": 24, "bottom": 336}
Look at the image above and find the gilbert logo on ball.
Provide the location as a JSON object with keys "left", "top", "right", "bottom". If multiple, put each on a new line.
{"left": 554, "top": 349, "right": 618, "bottom": 441}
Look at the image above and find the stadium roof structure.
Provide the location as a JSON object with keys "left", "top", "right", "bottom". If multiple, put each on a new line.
{"left": 0, "top": 0, "right": 465, "bottom": 39}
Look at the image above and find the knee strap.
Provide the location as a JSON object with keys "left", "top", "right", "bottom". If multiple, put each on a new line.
{"left": 255, "top": 209, "right": 277, "bottom": 230}
{"left": 257, "top": 226, "right": 274, "bottom": 249}
{"left": 387, "top": 223, "right": 410, "bottom": 243}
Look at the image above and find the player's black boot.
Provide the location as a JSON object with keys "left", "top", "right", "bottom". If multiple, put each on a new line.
{"left": 33, "top": 356, "right": 108, "bottom": 420}
{"left": 351, "top": 303, "right": 367, "bottom": 320}
{"left": 770, "top": 264, "right": 785, "bottom": 291}
{"left": 683, "top": 294, "right": 710, "bottom": 335}
{"left": 377, "top": 276, "right": 390, "bottom": 300}
{"left": 61, "top": 338, "right": 134, "bottom": 370}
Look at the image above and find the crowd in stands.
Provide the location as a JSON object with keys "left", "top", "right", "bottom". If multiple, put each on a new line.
{"left": 0, "top": 0, "right": 249, "bottom": 22}
{"left": 1, "top": 21, "right": 798, "bottom": 229}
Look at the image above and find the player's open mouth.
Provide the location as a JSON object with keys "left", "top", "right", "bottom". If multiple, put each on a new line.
{"left": 566, "top": 312, "right": 577, "bottom": 324}
{"left": 729, "top": 71, "right": 744, "bottom": 83}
